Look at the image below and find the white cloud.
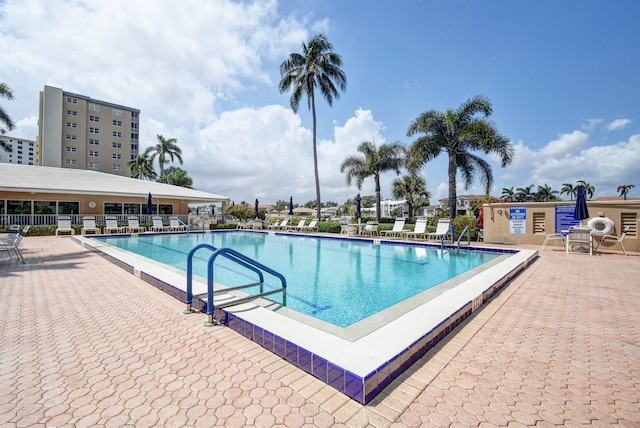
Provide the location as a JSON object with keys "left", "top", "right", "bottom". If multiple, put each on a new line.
{"left": 582, "top": 118, "right": 603, "bottom": 132}
{"left": 539, "top": 130, "right": 590, "bottom": 158}
{"left": 608, "top": 118, "right": 632, "bottom": 131}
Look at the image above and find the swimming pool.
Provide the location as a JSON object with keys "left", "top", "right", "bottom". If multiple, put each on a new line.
{"left": 78, "top": 230, "right": 537, "bottom": 403}
{"left": 95, "top": 231, "right": 501, "bottom": 327}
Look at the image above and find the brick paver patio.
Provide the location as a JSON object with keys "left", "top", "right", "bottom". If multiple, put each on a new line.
{"left": 1, "top": 236, "right": 639, "bottom": 427}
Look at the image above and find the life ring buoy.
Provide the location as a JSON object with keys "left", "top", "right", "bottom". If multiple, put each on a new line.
{"left": 587, "top": 217, "right": 614, "bottom": 235}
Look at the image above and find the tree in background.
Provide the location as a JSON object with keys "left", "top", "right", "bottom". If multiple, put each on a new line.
{"left": 128, "top": 153, "right": 157, "bottom": 180}
{"left": 391, "top": 174, "right": 431, "bottom": 220}
{"left": 144, "top": 134, "right": 183, "bottom": 178}
{"left": 501, "top": 186, "right": 516, "bottom": 201}
{"left": 279, "top": 33, "right": 347, "bottom": 219}
{"left": 407, "top": 95, "right": 513, "bottom": 220}
{"left": 160, "top": 166, "right": 193, "bottom": 188}
{"left": 340, "top": 141, "right": 405, "bottom": 223}
{"left": 561, "top": 182, "right": 576, "bottom": 200}
{"left": 0, "top": 82, "right": 16, "bottom": 155}
{"left": 617, "top": 184, "right": 635, "bottom": 200}
{"left": 535, "top": 184, "right": 559, "bottom": 202}
{"left": 577, "top": 180, "right": 595, "bottom": 200}
{"left": 515, "top": 185, "right": 535, "bottom": 202}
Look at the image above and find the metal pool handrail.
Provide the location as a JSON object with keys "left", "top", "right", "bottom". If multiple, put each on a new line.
{"left": 440, "top": 224, "right": 456, "bottom": 248}
{"left": 184, "top": 243, "right": 287, "bottom": 326}
{"left": 457, "top": 225, "right": 471, "bottom": 248}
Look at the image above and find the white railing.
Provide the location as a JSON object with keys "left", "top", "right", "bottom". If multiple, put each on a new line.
{"left": 0, "top": 214, "right": 189, "bottom": 227}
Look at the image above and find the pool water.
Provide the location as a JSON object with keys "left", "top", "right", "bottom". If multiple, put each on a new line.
{"left": 97, "top": 231, "right": 500, "bottom": 327}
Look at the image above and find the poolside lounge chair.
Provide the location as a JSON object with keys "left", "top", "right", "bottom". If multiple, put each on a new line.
{"left": 402, "top": 218, "right": 428, "bottom": 240}
{"left": 540, "top": 226, "right": 564, "bottom": 250}
{"left": 425, "top": 218, "right": 451, "bottom": 241}
{"left": 81, "top": 216, "right": 102, "bottom": 235}
{"left": 126, "top": 216, "right": 146, "bottom": 233}
{"left": 594, "top": 226, "right": 629, "bottom": 256}
{"left": 565, "top": 226, "right": 592, "bottom": 255}
{"left": 151, "top": 216, "right": 170, "bottom": 232}
{"left": 276, "top": 218, "right": 290, "bottom": 230}
{"left": 1, "top": 225, "right": 29, "bottom": 263}
{"left": 361, "top": 221, "right": 378, "bottom": 236}
{"left": 287, "top": 219, "right": 307, "bottom": 231}
{"left": 0, "top": 225, "right": 21, "bottom": 243}
{"left": 300, "top": 219, "right": 319, "bottom": 233}
{"left": 380, "top": 218, "right": 406, "bottom": 238}
{"left": 252, "top": 220, "right": 263, "bottom": 230}
{"left": 56, "top": 216, "right": 75, "bottom": 236}
{"left": 267, "top": 220, "right": 281, "bottom": 230}
{"left": 169, "top": 217, "right": 187, "bottom": 232}
{"left": 103, "top": 216, "right": 125, "bottom": 234}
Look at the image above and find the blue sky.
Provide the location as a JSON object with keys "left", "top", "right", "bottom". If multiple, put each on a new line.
{"left": 1, "top": 0, "right": 639, "bottom": 205}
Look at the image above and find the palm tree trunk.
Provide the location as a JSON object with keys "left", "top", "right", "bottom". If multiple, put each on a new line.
{"left": 374, "top": 175, "right": 381, "bottom": 223}
{"left": 311, "top": 92, "right": 322, "bottom": 219}
{"left": 448, "top": 153, "right": 457, "bottom": 220}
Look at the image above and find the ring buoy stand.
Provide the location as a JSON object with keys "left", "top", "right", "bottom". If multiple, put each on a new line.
{"left": 587, "top": 217, "right": 614, "bottom": 235}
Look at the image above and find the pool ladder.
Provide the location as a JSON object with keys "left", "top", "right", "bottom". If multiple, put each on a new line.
{"left": 440, "top": 225, "right": 473, "bottom": 249}
{"left": 184, "top": 243, "right": 287, "bottom": 326}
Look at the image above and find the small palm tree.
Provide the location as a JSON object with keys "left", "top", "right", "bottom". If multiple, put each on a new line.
{"left": 501, "top": 186, "right": 515, "bottom": 201}
{"left": 128, "top": 153, "right": 157, "bottom": 180}
{"left": 536, "top": 184, "right": 558, "bottom": 202}
{"left": 340, "top": 141, "right": 404, "bottom": 223}
{"left": 279, "top": 33, "right": 347, "bottom": 219}
{"left": 161, "top": 167, "right": 193, "bottom": 188}
{"left": 515, "top": 185, "right": 535, "bottom": 202}
{"left": 617, "top": 184, "right": 635, "bottom": 200}
{"left": 144, "top": 134, "right": 183, "bottom": 179}
{"left": 577, "top": 180, "right": 595, "bottom": 199}
{"left": 391, "top": 174, "right": 431, "bottom": 220}
{"left": 1, "top": 82, "right": 16, "bottom": 154}
{"left": 561, "top": 183, "right": 576, "bottom": 200}
{"left": 407, "top": 95, "right": 513, "bottom": 220}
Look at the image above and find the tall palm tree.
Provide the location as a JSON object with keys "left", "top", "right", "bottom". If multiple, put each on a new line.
{"left": 501, "top": 186, "right": 515, "bottom": 201}
{"left": 515, "top": 185, "right": 535, "bottom": 202}
{"left": 391, "top": 174, "right": 431, "bottom": 220}
{"left": 144, "top": 134, "right": 183, "bottom": 179}
{"left": 536, "top": 184, "right": 558, "bottom": 202}
{"left": 407, "top": 95, "right": 513, "bottom": 220}
{"left": 340, "top": 141, "right": 404, "bottom": 222}
{"left": 279, "top": 33, "right": 347, "bottom": 219}
{"left": 560, "top": 182, "right": 576, "bottom": 200}
{"left": 617, "top": 184, "right": 635, "bottom": 200}
{"left": 128, "top": 153, "right": 157, "bottom": 180}
{"left": 577, "top": 180, "right": 595, "bottom": 200}
{"left": 0, "top": 82, "right": 16, "bottom": 154}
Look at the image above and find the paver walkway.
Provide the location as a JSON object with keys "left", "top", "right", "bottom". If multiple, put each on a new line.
{"left": 1, "top": 236, "right": 639, "bottom": 427}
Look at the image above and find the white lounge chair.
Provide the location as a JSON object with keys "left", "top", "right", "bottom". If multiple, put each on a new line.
{"left": 380, "top": 218, "right": 406, "bottom": 238}
{"left": 402, "top": 218, "right": 428, "bottom": 240}
{"left": 81, "top": 216, "right": 102, "bottom": 235}
{"left": 0, "top": 225, "right": 21, "bottom": 243}
{"left": 103, "top": 216, "right": 125, "bottom": 234}
{"left": 169, "top": 217, "right": 187, "bottom": 231}
{"left": 594, "top": 227, "right": 629, "bottom": 256}
{"left": 56, "top": 216, "right": 75, "bottom": 236}
{"left": 151, "top": 216, "right": 170, "bottom": 232}
{"left": 275, "top": 218, "right": 290, "bottom": 230}
{"left": 565, "top": 226, "right": 592, "bottom": 255}
{"left": 267, "top": 220, "right": 281, "bottom": 230}
{"left": 301, "top": 219, "right": 319, "bottom": 232}
{"left": 126, "top": 216, "right": 146, "bottom": 233}
{"left": 425, "top": 218, "right": 451, "bottom": 241}
{"left": 287, "top": 219, "right": 307, "bottom": 231}
{"left": 1, "top": 225, "right": 29, "bottom": 263}
{"left": 361, "top": 221, "right": 378, "bottom": 236}
{"left": 540, "top": 226, "right": 564, "bottom": 250}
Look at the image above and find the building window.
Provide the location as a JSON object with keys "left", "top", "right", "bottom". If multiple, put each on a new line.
{"left": 112, "top": 164, "right": 122, "bottom": 171}
{"left": 66, "top": 97, "right": 77, "bottom": 104}
{"left": 89, "top": 127, "right": 99, "bottom": 134}
{"left": 112, "top": 142, "right": 122, "bottom": 149}
{"left": 65, "top": 147, "right": 77, "bottom": 152}
{"left": 112, "top": 153, "right": 122, "bottom": 159}
{"left": 65, "top": 134, "right": 77, "bottom": 140}
{"left": 112, "top": 120, "right": 122, "bottom": 126}
{"left": 58, "top": 201, "right": 80, "bottom": 214}
{"left": 113, "top": 109, "right": 123, "bottom": 116}
{"left": 88, "top": 162, "right": 99, "bottom": 169}
{"left": 89, "top": 104, "right": 100, "bottom": 111}
{"left": 89, "top": 139, "right": 99, "bottom": 145}
{"left": 112, "top": 131, "right": 122, "bottom": 138}
{"left": 89, "top": 115, "right": 100, "bottom": 122}
{"left": 66, "top": 109, "right": 78, "bottom": 116}
{"left": 66, "top": 122, "right": 77, "bottom": 128}
{"left": 65, "top": 159, "right": 77, "bottom": 165}
{"left": 89, "top": 150, "right": 99, "bottom": 157}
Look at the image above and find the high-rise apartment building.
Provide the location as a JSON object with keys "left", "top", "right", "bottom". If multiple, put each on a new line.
{"left": 38, "top": 85, "right": 140, "bottom": 176}
{"left": 0, "top": 136, "right": 37, "bottom": 165}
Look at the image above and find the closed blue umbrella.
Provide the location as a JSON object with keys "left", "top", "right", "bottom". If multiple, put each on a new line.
{"left": 147, "top": 193, "right": 153, "bottom": 215}
{"left": 355, "top": 193, "right": 361, "bottom": 220}
{"left": 254, "top": 199, "right": 259, "bottom": 219}
{"left": 289, "top": 196, "right": 294, "bottom": 216}
{"left": 573, "top": 185, "right": 589, "bottom": 225}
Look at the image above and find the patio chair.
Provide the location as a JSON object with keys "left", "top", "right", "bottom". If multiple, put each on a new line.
{"left": 103, "top": 216, "right": 125, "bottom": 234}
{"left": 594, "top": 226, "right": 629, "bottom": 256}
{"left": 301, "top": 219, "right": 319, "bottom": 233}
{"left": 425, "top": 218, "right": 451, "bottom": 241}
{"left": 361, "top": 221, "right": 379, "bottom": 236}
{"left": 169, "top": 217, "right": 187, "bottom": 231}
{"left": 540, "top": 226, "right": 564, "bottom": 250}
{"left": 267, "top": 219, "right": 281, "bottom": 230}
{"left": 126, "top": 216, "right": 146, "bottom": 233}
{"left": 275, "top": 218, "right": 290, "bottom": 230}
{"left": 565, "top": 226, "right": 593, "bottom": 255}
{"left": 252, "top": 220, "right": 263, "bottom": 230}
{"left": 81, "top": 216, "right": 102, "bottom": 235}
{"left": 402, "top": 218, "right": 428, "bottom": 240}
{"left": 151, "top": 216, "right": 170, "bottom": 232}
{"left": 0, "top": 225, "right": 21, "bottom": 243}
{"left": 380, "top": 218, "right": 406, "bottom": 238}
{"left": 287, "top": 219, "right": 307, "bottom": 231}
{"left": 55, "top": 216, "right": 75, "bottom": 236}
{"left": 1, "top": 225, "right": 29, "bottom": 263}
